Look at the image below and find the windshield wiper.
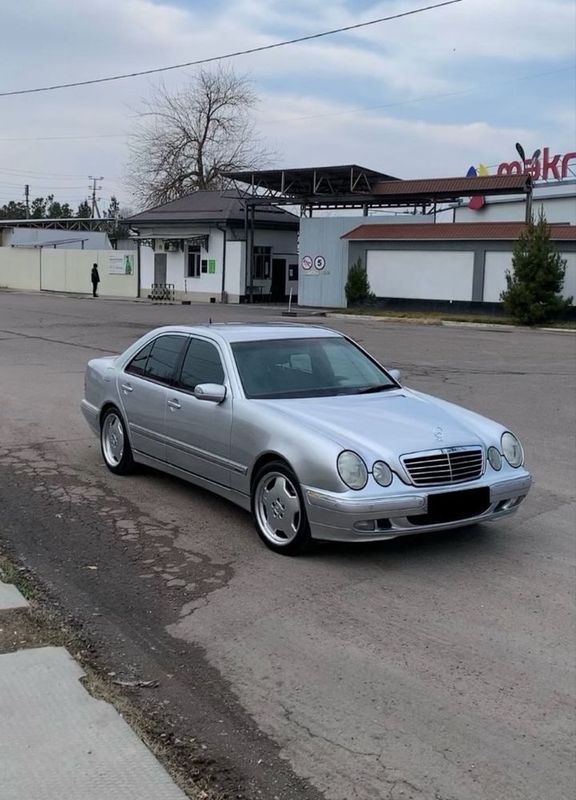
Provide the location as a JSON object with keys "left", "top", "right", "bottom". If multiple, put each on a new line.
{"left": 357, "top": 384, "right": 397, "bottom": 394}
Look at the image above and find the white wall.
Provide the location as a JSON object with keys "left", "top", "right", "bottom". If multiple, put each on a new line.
{"left": 299, "top": 215, "right": 430, "bottom": 308}
{"left": 484, "top": 250, "right": 576, "bottom": 304}
{"left": 140, "top": 226, "right": 224, "bottom": 299}
{"left": 0, "top": 249, "right": 40, "bottom": 290}
{"left": 483, "top": 252, "right": 511, "bottom": 302}
{"left": 139, "top": 225, "right": 298, "bottom": 302}
{"left": 454, "top": 184, "right": 576, "bottom": 225}
{"left": 0, "top": 248, "right": 137, "bottom": 297}
{"left": 367, "top": 250, "right": 474, "bottom": 301}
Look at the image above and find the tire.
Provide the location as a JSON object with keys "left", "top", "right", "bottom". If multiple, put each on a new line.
{"left": 100, "top": 407, "right": 135, "bottom": 475}
{"left": 251, "top": 461, "right": 311, "bottom": 555}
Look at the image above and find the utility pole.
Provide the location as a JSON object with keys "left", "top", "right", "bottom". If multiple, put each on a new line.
{"left": 88, "top": 176, "right": 103, "bottom": 218}
{"left": 24, "top": 184, "right": 30, "bottom": 217}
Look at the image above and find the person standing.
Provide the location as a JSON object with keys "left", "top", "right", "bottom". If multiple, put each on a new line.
{"left": 91, "top": 263, "right": 100, "bottom": 297}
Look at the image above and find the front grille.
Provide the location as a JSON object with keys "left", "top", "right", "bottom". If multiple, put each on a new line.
{"left": 402, "top": 447, "right": 484, "bottom": 487}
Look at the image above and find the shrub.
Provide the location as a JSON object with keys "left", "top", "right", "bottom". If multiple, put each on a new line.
{"left": 345, "top": 259, "right": 375, "bottom": 306}
{"left": 501, "top": 211, "right": 572, "bottom": 325}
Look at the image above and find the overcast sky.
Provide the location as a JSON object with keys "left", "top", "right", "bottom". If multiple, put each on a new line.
{"left": 1, "top": 0, "right": 574, "bottom": 210}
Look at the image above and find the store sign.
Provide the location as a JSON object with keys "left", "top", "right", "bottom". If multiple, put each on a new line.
{"left": 109, "top": 254, "right": 134, "bottom": 275}
{"left": 496, "top": 148, "right": 576, "bottom": 181}
{"left": 466, "top": 147, "right": 576, "bottom": 210}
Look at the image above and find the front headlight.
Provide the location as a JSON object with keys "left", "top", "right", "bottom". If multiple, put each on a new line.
{"left": 501, "top": 432, "right": 524, "bottom": 467}
{"left": 487, "top": 446, "right": 502, "bottom": 471}
{"left": 337, "top": 450, "right": 368, "bottom": 490}
{"left": 373, "top": 460, "right": 393, "bottom": 487}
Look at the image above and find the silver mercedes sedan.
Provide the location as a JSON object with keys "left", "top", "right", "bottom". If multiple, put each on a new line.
{"left": 81, "top": 323, "right": 531, "bottom": 554}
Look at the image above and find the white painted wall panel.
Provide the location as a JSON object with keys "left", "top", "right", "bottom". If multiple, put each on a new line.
{"left": 366, "top": 250, "right": 474, "bottom": 301}
{"left": 483, "top": 251, "right": 511, "bottom": 302}
{"left": 559, "top": 252, "right": 576, "bottom": 304}
{"left": 484, "top": 250, "right": 576, "bottom": 304}
{"left": 0, "top": 249, "right": 137, "bottom": 296}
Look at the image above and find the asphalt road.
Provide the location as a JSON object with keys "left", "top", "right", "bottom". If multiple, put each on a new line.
{"left": 0, "top": 291, "right": 574, "bottom": 800}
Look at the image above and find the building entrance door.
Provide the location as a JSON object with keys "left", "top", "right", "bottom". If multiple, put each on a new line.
{"left": 154, "top": 253, "right": 167, "bottom": 284}
{"left": 270, "top": 259, "right": 286, "bottom": 302}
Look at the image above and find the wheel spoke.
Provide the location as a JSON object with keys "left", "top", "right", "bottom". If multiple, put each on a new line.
{"left": 255, "top": 471, "right": 303, "bottom": 545}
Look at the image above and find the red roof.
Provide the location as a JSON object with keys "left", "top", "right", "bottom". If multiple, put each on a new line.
{"left": 342, "top": 222, "right": 576, "bottom": 241}
{"left": 372, "top": 174, "right": 531, "bottom": 198}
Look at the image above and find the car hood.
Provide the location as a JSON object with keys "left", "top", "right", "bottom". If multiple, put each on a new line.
{"left": 260, "top": 388, "right": 502, "bottom": 460}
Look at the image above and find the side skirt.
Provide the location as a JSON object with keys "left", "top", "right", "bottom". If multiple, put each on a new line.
{"left": 134, "top": 451, "right": 252, "bottom": 512}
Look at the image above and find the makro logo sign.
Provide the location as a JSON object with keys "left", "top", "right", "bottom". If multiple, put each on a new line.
{"left": 496, "top": 147, "right": 576, "bottom": 181}
{"left": 466, "top": 146, "right": 576, "bottom": 209}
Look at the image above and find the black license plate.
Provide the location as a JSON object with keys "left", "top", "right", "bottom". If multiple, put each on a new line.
{"left": 411, "top": 487, "right": 491, "bottom": 525}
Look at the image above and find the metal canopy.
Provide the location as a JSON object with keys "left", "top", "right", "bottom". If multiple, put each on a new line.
{"left": 225, "top": 165, "right": 398, "bottom": 198}
{"left": 224, "top": 167, "right": 532, "bottom": 213}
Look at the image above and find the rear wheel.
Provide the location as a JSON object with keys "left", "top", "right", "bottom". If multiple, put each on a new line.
{"left": 252, "top": 461, "right": 311, "bottom": 555}
{"left": 100, "top": 408, "right": 134, "bottom": 475}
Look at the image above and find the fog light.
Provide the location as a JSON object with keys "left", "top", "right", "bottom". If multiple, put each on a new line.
{"left": 354, "top": 520, "right": 376, "bottom": 532}
{"left": 488, "top": 446, "right": 502, "bottom": 471}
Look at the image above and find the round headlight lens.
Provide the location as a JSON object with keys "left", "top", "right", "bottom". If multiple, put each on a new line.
{"left": 337, "top": 451, "right": 368, "bottom": 490}
{"left": 501, "top": 432, "right": 523, "bottom": 467}
{"left": 373, "top": 460, "right": 393, "bottom": 487}
{"left": 487, "top": 446, "right": 502, "bottom": 471}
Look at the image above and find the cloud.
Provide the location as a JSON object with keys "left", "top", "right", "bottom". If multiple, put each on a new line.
{"left": 0, "top": 0, "right": 573, "bottom": 206}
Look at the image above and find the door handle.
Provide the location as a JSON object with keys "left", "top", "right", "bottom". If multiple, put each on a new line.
{"left": 120, "top": 383, "right": 133, "bottom": 393}
{"left": 167, "top": 399, "right": 181, "bottom": 410}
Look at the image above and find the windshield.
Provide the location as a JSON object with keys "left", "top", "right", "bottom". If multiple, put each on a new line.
{"left": 231, "top": 336, "right": 397, "bottom": 399}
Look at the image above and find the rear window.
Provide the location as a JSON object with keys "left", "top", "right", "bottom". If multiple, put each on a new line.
{"left": 126, "top": 335, "right": 186, "bottom": 384}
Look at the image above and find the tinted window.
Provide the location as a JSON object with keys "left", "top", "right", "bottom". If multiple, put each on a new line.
{"left": 126, "top": 341, "right": 153, "bottom": 376}
{"left": 231, "top": 337, "right": 392, "bottom": 399}
{"left": 142, "top": 335, "right": 186, "bottom": 383}
{"left": 179, "top": 338, "right": 225, "bottom": 391}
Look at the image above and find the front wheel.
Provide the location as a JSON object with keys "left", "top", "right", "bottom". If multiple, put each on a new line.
{"left": 100, "top": 408, "right": 134, "bottom": 475}
{"left": 252, "top": 462, "right": 311, "bottom": 555}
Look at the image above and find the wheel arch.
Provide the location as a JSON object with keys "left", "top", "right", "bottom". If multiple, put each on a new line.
{"left": 250, "top": 452, "right": 295, "bottom": 490}
{"left": 99, "top": 402, "right": 123, "bottom": 428}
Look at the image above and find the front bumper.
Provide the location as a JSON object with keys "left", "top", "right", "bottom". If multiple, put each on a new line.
{"left": 302, "top": 471, "right": 532, "bottom": 543}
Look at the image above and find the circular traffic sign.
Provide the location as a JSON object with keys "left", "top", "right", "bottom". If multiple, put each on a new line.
{"left": 301, "top": 255, "right": 313, "bottom": 270}
{"left": 314, "top": 255, "right": 326, "bottom": 270}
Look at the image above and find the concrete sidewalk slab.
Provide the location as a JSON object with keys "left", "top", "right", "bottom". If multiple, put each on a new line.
{"left": 0, "top": 646, "right": 188, "bottom": 800}
{"left": 0, "top": 579, "right": 28, "bottom": 610}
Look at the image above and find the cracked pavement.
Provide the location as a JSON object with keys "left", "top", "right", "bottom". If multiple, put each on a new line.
{"left": 0, "top": 291, "right": 574, "bottom": 800}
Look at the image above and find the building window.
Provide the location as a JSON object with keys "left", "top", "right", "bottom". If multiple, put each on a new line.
{"left": 186, "top": 246, "right": 201, "bottom": 278}
{"left": 253, "top": 246, "right": 271, "bottom": 279}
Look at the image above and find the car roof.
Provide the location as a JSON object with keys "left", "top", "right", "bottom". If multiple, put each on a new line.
{"left": 149, "top": 322, "right": 342, "bottom": 343}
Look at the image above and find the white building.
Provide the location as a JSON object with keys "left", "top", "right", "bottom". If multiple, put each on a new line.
{"left": 128, "top": 190, "right": 299, "bottom": 303}
{"left": 454, "top": 179, "right": 576, "bottom": 225}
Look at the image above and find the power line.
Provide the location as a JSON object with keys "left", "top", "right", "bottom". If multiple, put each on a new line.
{"left": 0, "top": 61, "right": 572, "bottom": 143}
{"left": 0, "top": 0, "right": 463, "bottom": 98}
{"left": 0, "top": 133, "right": 126, "bottom": 141}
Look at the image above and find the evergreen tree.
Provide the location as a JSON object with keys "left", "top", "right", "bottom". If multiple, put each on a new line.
{"left": 0, "top": 200, "right": 27, "bottom": 219}
{"left": 345, "top": 259, "right": 375, "bottom": 306}
{"left": 30, "top": 196, "right": 49, "bottom": 218}
{"left": 501, "top": 210, "right": 572, "bottom": 325}
{"left": 76, "top": 199, "right": 92, "bottom": 217}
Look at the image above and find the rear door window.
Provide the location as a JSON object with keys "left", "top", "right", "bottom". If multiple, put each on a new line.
{"left": 126, "top": 335, "right": 186, "bottom": 384}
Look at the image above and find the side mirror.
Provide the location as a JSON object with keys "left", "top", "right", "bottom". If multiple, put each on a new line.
{"left": 193, "top": 383, "right": 227, "bottom": 403}
{"left": 388, "top": 368, "right": 401, "bottom": 383}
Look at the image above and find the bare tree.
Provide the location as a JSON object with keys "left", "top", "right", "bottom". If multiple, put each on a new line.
{"left": 127, "top": 67, "right": 271, "bottom": 208}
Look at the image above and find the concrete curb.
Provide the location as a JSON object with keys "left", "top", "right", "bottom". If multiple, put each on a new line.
{"left": 0, "top": 579, "right": 29, "bottom": 610}
{"left": 327, "top": 312, "right": 576, "bottom": 333}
